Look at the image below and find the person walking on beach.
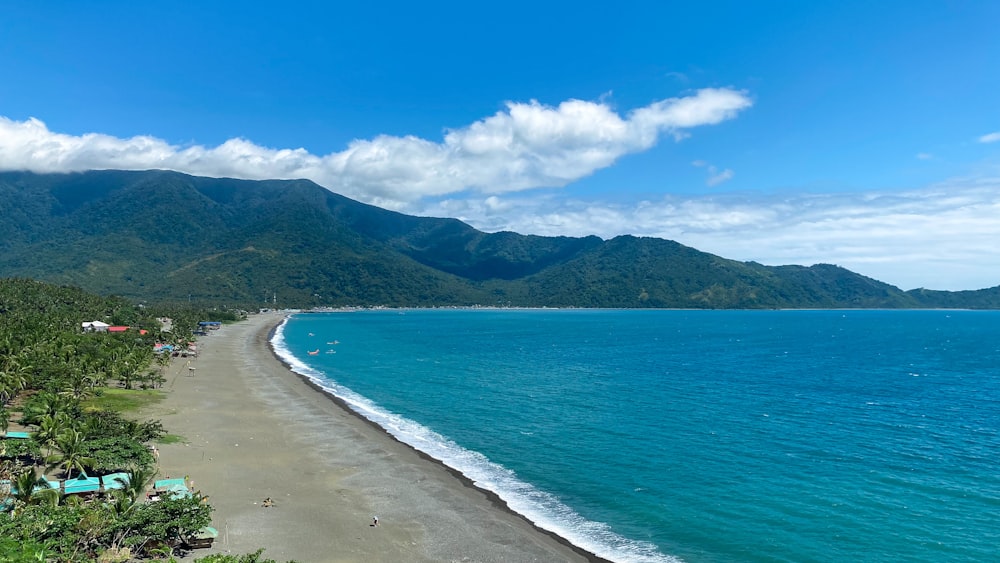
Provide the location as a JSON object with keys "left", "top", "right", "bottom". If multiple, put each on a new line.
{"left": 372, "top": 516, "right": 379, "bottom": 527}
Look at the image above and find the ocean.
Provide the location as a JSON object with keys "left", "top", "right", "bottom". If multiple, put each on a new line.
{"left": 271, "top": 309, "right": 1000, "bottom": 562}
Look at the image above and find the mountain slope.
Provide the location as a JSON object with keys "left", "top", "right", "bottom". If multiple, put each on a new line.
{"left": 0, "top": 170, "right": 995, "bottom": 308}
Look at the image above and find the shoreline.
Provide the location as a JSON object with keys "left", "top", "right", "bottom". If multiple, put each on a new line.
{"left": 265, "top": 317, "right": 614, "bottom": 563}
{"left": 149, "top": 311, "right": 601, "bottom": 562}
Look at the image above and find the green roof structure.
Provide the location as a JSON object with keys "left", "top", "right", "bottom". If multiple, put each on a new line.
{"left": 154, "top": 477, "right": 187, "bottom": 490}
{"left": 64, "top": 474, "right": 101, "bottom": 495}
{"left": 101, "top": 472, "right": 130, "bottom": 491}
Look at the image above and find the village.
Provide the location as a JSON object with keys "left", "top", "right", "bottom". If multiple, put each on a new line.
{"left": 0, "top": 286, "right": 238, "bottom": 561}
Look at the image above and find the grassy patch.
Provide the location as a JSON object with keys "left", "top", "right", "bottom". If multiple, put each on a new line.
{"left": 83, "top": 388, "right": 165, "bottom": 413}
{"left": 156, "top": 434, "right": 185, "bottom": 444}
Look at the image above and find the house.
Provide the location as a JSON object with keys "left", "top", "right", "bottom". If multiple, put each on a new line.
{"left": 107, "top": 326, "right": 130, "bottom": 333}
{"left": 184, "top": 526, "right": 218, "bottom": 549}
{"left": 153, "top": 477, "right": 192, "bottom": 499}
{"left": 63, "top": 474, "right": 101, "bottom": 496}
{"left": 0, "top": 478, "right": 58, "bottom": 511}
{"left": 101, "top": 472, "right": 131, "bottom": 492}
{"left": 81, "top": 321, "right": 111, "bottom": 332}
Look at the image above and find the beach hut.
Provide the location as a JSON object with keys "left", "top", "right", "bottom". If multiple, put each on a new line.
{"left": 63, "top": 474, "right": 101, "bottom": 496}
{"left": 184, "top": 526, "right": 219, "bottom": 549}
{"left": 101, "top": 472, "right": 130, "bottom": 492}
{"left": 153, "top": 477, "right": 192, "bottom": 499}
{"left": 33, "top": 479, "right": 59, "bottom": 495}
{"left": 154, "top": 477, "right": 188, "bottom": 490}
{"left": 162, "top": 484, "right": 192, "bottom": 499}
{"left": 1, "top": 478, "right": 58, "bottom": 494}
{"left": 1, "top": 477, "right": 60, "bottom": 508}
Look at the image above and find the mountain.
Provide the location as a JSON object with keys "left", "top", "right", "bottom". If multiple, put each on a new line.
{"left": 0, "top": 170, "right": 995, "bottom": 308}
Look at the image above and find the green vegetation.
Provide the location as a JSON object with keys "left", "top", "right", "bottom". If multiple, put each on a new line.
{"left": 155, "top": 434, "right": 185, "bottom": 445}
{"left": 0, "top": 278, "right": 243, "bottom": 561}
{"left": 84, "top": 389, "right": 166, "bottom": 413}
{"left": 2, "top": 170, "right": 997, "bottom": 309}
{"left": 0, "top": 496, "right": 212, "bottom": 559}
{"left": 194, "top": 549, "right": 297, "bottom": 563}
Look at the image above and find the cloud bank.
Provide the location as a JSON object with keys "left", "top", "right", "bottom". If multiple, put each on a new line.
{"left": 418, "top": 178, "right": 1000, "bottom": 292}
{"left": 0, "top": 88, "right": 751, "bottom": 209}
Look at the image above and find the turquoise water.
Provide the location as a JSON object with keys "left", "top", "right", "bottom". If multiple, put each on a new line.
{"left": 272, "top": 309, "right": 1000, "bottom": 562}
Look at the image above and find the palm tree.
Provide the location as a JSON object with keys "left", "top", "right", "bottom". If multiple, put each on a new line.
{"left": 32, "top": 412, "right": 69, "bottom": 456}
{"left": 108, "top": 489, "right": 136, "bottom": 523}
{"left": 104, "top": 465, "right": 159, "bottom": 550}
{"left": 0, "top": 360, "right": 29, "bottom": 404}
{"left": 60, "top": 370, "right": 97, "bottom": 400}
{"left": 23, "top": 391, "right": 75, "bottom": 426}
{"left": 33, "top": 486, "right": 64, "bottom": 508}
{"left": 114, "top": 464, "right": 158, "bottom": 508}
{"left": 45, "top": 428, "right": 95, "bottom": 480}
{"left": 9, "top": 467, "right": 47, "bottom": 505}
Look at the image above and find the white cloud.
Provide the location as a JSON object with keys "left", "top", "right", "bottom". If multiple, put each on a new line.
{"left": 691, "top": 159, "right": 734, "bottom": 187}
{"left": 417, "top": 178, "right": 1000, "bottom": 291}
{"left": 0, "top": 88, "right": 751, "bottom": 209}
{"left": 916, "top": 152, "right": 932, "bottom": 160}
{"left": 15, "top": 89, "right": 998, "bottom": 290}
{"left": 706, "top": 168, "right": 734, "bottom": 186}
{"left": 979, "top": 131, "right": 1000, "bottom": 143}
{"left": 664, "top": 71, "right": 689, "bottom": 83}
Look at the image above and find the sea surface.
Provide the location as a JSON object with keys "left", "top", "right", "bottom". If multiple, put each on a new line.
{"left": 271, "top": 309, "right": 1000, "bottom": 563}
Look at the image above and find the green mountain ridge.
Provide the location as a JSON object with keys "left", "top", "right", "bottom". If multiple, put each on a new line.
{"left": 1, "top": 170, "right": 997, "bottom": 308}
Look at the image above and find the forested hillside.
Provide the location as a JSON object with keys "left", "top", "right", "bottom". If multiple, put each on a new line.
{"left": 0, "top": 278, "right": 246, "bottom": 561}
{"left": 1, "top": 170, "right": 996, "bottom": 309}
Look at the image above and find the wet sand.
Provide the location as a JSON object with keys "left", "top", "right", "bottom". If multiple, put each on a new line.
{"left": 148, "top": 312, "right": 598, "bottom": 562}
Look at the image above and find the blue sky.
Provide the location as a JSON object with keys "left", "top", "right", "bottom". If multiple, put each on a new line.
{"left": 2, "top": 1, "right": 999, "bottom": 290}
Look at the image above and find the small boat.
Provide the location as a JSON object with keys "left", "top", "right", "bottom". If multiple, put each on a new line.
{"left": 307, "top": 349, "right": 319, "bottom": 355}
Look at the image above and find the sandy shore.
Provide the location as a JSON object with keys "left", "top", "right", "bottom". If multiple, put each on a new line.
{"left": 147, "top": 312, "right": 598, "bottom": 562}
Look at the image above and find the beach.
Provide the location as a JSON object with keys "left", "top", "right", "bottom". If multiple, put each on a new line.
{"left": 148, "top": 312, "right": 595, "bottom": 562}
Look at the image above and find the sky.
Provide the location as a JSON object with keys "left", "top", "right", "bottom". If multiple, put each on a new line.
{"left": 2, "top": 1, "right": 999, "bottom": 291}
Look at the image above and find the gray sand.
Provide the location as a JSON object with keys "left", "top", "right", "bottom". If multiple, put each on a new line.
{"left": 148, "top": 312, "right": 594, "bottom": 562}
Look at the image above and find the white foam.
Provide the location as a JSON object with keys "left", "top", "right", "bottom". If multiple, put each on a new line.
{"left": 271, "top": 317, "right": 680, "bottom": 563}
